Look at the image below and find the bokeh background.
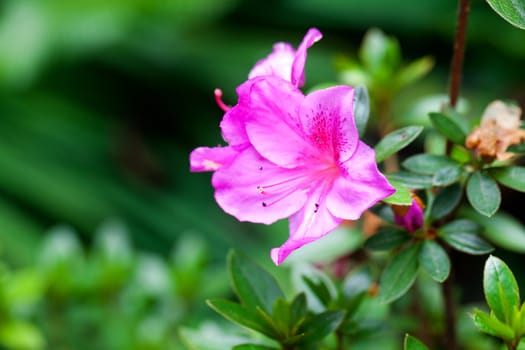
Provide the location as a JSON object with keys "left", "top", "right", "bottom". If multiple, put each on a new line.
{"left": 0, "top": 0, "right": 524, "bottom": 349}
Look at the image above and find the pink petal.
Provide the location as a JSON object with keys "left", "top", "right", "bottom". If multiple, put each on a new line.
{"left": 248, "top": 43, "right": 295, "bottom": 81}
{"left": 291, "top": 28, "right": 323, "bottom": 88}
{"left": 189, "top": 146, "right": 239, "bottom": 172}
{"left": 299, "top": 86, "right": 358, "bottom": 163}
{"left": 271, "top": 182, "right": 342, "bottom": 265}
{"left": 326, "top": 141, "right": 395, "bottom": 219}
{"left": 244, "top": 77, "right": 316, "bottom": 168}
{"left": 212, "top": 147, "right": 308, "bottom": 225}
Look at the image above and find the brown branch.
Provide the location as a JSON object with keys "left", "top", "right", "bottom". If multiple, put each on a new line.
{"left": 449, "top": 0, "right": 470, "bottom": 108}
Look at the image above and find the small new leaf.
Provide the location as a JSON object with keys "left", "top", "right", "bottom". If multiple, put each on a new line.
{"left": 473, "top": 308, "right": 515, "bottom": 341}
{"left": 483, "top": 256, "right": 520, "bottom": 324}
{"left": 383, "top": 178, "right": 412, "bottom": 205}
{"left": 404, "top": 334, "right": 430, "bottom": 350}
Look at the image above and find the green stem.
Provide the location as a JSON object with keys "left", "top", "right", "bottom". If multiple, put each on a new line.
{"left": 448, "top": 0, "right": 470, "bottom": 108}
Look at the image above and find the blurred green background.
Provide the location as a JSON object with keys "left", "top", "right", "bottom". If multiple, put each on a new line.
{"left": 0, "top": 0, "right": 524, "bottom": 349}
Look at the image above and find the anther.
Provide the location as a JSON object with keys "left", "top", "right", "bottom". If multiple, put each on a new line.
{"left": 257, "top": 186, "right": 265, "bottom": 194}
{"left": 214, "top": 89, "right": 231, "bottom": 112}
{"left": 262, "top": 202, "right": 267, "bottom": 207}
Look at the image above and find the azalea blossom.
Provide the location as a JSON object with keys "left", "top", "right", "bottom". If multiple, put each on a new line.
{"left": 392, "top": 196, "right": 424, "bottom": 232}
{"left": 466, "top": 100, "right": 525, "bottom": 161}
{"left": 191, "top": 76, "right": 394, "bottom": 265}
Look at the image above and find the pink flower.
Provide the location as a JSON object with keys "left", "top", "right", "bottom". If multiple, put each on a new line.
{"left": 393, "top": 198, "right": 424, "bottom": 232}
{"left": 248, "top": 28, "right": 322, "bottom": 87}
{"left": 190, "top": 76, "right": 394, "bottom": 265}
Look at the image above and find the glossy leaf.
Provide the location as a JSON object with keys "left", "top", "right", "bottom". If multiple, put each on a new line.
{"left": 483, "top": 256, "right": 520, "bottom": 324}
{"left": 379, "top": 243, "right": 420, "bottom": 303}
{"left": 299, "top": 310, "right": 345, "bottom": 344}
{"left": 364, "top": 228, "right": 411, "bottom": 251}
{"left": 419, "top": 240, "right": 450, "bottom": 282}
{"left": 404, "top": 334, "right": 430, "bottom": 350}
{"left": 383, "top": 179, "right": 412, "bottom": 205}
{"left": 440, "top": 219, "right": 481, "bottom": 234}
{"left": 228, "top": 250, "right": 284, "bottom": 314}
{"left": 473, "top": 308, "right": 515, "bottom": 341}
{"left": 466, "top": 172, "right": 501, "bottom": 217}
{"left": 302, "top": 276, "right": 333, "bottom": 307}
{"left": 354, "top": 85, "right": 370, "bottom": 137}
{"left": 440, "top": 232, "right": 494, "bottom": 255}
{"left": 462, "top": 209, "right": 525, "bottom": 253}
{"left": 207, "top": 299, "right": 276, "bottom": 338}
{"left": 432, "top": 165, "right": 464, "bottom": 187}
{"left": 375, "top": 126, "right": 423, "bottom": 163}
{"left": 489, "top": 166, "right": 525, "bottom": 192}
{"left": 430, "top": 183, "right": 462, "bottom": 220}
{"left": 429, "top": 112, "right": 467, "bottom": 144}
{"left": 486, "top": 0, "right": 525, "bottom": 29}
{"left": 402, "top": 154, "right": 459, "bottom": 175}
{"left": 387, "top": 171, "right": 434, "bottom": 189}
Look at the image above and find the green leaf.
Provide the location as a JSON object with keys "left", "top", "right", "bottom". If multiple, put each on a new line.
{"left": 429, "top": 112, "right": 468, "bottom": 145}
{"left": 461, "top": 209, "right": 525, "bottom": 253}
{"left": 402, "top": 154, "right": 460, "bottom": 175}
{"left": 419, "top": 240, "right": 450, "bottom": 282}
{"left": 430, "top": 183, "right": 463, "bottom": 220}
{"left": 302, "top": 276, "right": 333, "bottom": 307}
{"left": 404, "top": 334, "right": 430, "bottom": 350}
{"left": 207, "top": 299, "right": 277, "bottom": 338}
{"left": 440, "top": 219, "right": 481, "bottom": 234}
{"left": 299, "top": 310, "right": 345, "bottom": 344}
{"left": 364, "top": 228, "right": 411, "bottom": 251}
{"left": 383, "top": 178, "right": 412, "bottom": 205}
{"left": 440, "top": 232, "right": 494, "bottom": 255}
{"left": 228, "top": 250, "right": 284, "bottom": 314}
{"left": 354, "top": 85, "right": 370, "bottom": 137}
{"left": 0, "top": 321, "right": 45, "bottom": 350}
{"left": 289, "top": 293, "right": 308, "bottom": 332}
{"left": 375, "top": 126, "right": 423, "bottom": 163}
{"left": 233, "top": 345, "right": 279, "bottom": 350}
{"left": 486, "top": 0, "right": 525, "bottom": 29}
{"left": 359, "top": 28, "right": 400, "bottom": 76}
{"left": 379, "top": 243, "right": 420, "bottom": 303}
{"left": 432, "top": 165, "right": 464, "bottom": 187}
{"left": 466, "top": 172, "right": 501, "bottom": 217}
{"left": 489, "top": 166, "right": 525, "bottom": 192}
{"left": 483, "top": 256, "right": 520, "bottom": 324}
{"left": 386, "top": 171, "right": 434, "bottom": 189}
{"left": 472, "top": 308, "right": 515, "bottom": 341}
{"left": 395, "top": 56, "right": 434, "bottom": 88}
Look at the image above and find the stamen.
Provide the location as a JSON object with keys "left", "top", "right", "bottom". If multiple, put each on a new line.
{"left": 257, "top": 186, "right": 265, "bottom": 194}
{"left": 214, "top": 88, "right": 231, "bottom": 112}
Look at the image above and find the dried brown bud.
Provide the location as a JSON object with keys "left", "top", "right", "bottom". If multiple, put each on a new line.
{"left": 466, "top": 100, "right": 525, "bottom": 161}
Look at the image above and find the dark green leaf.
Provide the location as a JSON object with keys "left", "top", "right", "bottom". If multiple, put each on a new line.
{"left": 354, "top": 85, "right": 370, "bottom": 137}
{"left": 461, "top": 209, "right": 525, "bottom": 253}
{"left": 483, "top": 256, "right": 520, "bottom": 324}
{"left": 272, "top": 298, "right": 291, "bottom": 333}
{"left": 299, "top": 310, "right": 345, "bottom": 344}
{"left": 233, "top": 345, "right": 279, "bottom": 350}
{"left": 486, "top": 0, "right": 525, "bottom": 29}
{"left": 382, "top": 179, "right": 412, "bottom": 205}
{"left": 379, "top": 243, "right": 420, "bottom": 303}
{"left": 466, "top": 172, "right": 501, "bottom": 217}
{"left": 430, "top": 183, "right": 462, "bottom": 220}
{"left": 440, "top": 219, "right": 480, "bottom": 234}
{"left": 432, "top": 165, "right": 464, "bottom": 187}
{"left": 473, "top": 308, "right": 515, "bottom": 341}
{"left": 375, "top": 126, "right": 423, "bottom": 163}
{"left": 440, "top": 232, "right": 494, "bottom": 255}
{"left": 404, "top": 334, "right": 430, "bottom": 350}
{"left": 364, "top": 228, "right": 411, "bottom": 251}
{"left": 419, "top": 240, "right": 450, "bottom": 282}
{"left": 429, "top": 112, "right": 468, "bottom": 144}
{"left": 489, "top": 166, "right": 525, "bottom": 192}
{"left": 207, "top": 299, "right": 276, "bottom": 338}
{"left": 386, "top": 171, "right": 434, "bottom": 189}
{"left": 228, "top": 250, "right": 284, "bottom": 314}
{"left": 402, "top": 154, "right": 459, "bottom": 175}
{"left": 289, "top": 293, "right": 308, "bottom": 331}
